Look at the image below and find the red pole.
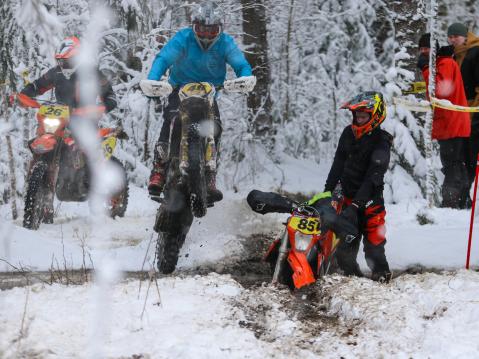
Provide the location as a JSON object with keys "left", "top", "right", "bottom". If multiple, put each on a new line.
{"left": 466, "top": 154, "right": 479, "bottom": 269}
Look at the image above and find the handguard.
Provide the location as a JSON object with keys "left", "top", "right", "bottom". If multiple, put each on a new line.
{"left": 246, "top": 189, "right": 295, "bottom": 215}
{"left": 140, "top": 79, "right": 173, "bottom": 97}
{"left": 224, "top": 76, "right": 256, "bottom": 93}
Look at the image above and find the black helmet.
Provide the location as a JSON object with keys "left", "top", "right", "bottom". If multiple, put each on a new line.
{"left": 192, "top": 2, "right": 223, "bottom": 50}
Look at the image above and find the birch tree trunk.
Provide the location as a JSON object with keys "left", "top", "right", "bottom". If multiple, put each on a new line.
{"left": 425, "top": 0, "right": 438, "bottom": 207}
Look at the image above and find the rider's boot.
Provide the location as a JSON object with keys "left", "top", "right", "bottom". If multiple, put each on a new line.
{"left": 206, "top": 170, "right": 223, "bottom": 204}
{"left": 148, "top": 141, "right": 169, "bottom": 197}
{"left": 148, "top": 163, "right": 167, "bottom": 196}
{"left": 364, "top": 241, "right": 391, "bottom": 283}
{"left": 335, "top": 238, "right": 364, "bottom": 277}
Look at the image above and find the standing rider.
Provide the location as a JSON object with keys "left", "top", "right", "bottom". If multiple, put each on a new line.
{"left": 146, "top": 1, "right": 254, "bottom": 202}
{"left": 309, "top": 92, "right": 392, "bottom": 282}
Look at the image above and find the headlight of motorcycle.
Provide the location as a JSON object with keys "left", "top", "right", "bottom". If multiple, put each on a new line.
{"left": 294, "top": 232, "right": 313, "bottom": 252}
{"left": 43, "top": 118, "right": 61, "bottom": 133}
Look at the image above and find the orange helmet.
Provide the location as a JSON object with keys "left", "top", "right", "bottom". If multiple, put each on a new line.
{"left": 55, "top": 37, "right": 80, "bottom": 78}
{"left": 341, "top": 91, "right": 386, "bottom": 139}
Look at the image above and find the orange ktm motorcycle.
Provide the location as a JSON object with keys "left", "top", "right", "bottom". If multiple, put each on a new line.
{"left": 247, "top": 190, "right": 357, "bottom": 290}
{"left": 17, "top": 94, "right": 129, "bottom": 230}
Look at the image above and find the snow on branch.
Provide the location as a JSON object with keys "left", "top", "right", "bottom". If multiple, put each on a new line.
{"left": 16, "top": 0, "right": 63, "bottom": 57}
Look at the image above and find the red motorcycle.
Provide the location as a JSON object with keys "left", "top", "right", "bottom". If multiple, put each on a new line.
{"left": 247, "top": 190, "right": 356, "bottom": 290}
{"left": 17, "top": 94, "right": 129, "bottom": 230}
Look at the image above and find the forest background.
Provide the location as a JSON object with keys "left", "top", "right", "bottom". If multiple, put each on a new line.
{"left": 0, "top": 0, "right": 478, "bottom": 214}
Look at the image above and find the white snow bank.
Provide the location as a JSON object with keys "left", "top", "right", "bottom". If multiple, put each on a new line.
{"left": 2, "top": 271, "right": 479, "bottom": 358}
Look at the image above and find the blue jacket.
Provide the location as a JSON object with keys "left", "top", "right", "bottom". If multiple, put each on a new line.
{"left": 147, "top": 28, "right": 252, "bottom": 87}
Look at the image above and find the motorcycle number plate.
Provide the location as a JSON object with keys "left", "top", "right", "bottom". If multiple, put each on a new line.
{"left": 288, "top": 216, "right": 321, "bottom": 235}
{"left": 39, "top": 105, "right": 70, "bottom": 119}
{"left": 102, "top": 136, "right": 117, "bottom": 160}
{"left": 181, "top": 82, "right": 213, "bottom": 97}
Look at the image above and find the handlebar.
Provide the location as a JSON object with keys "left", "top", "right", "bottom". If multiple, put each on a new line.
{"left": 15, "top": 94, "right": 105, "bottom": 117}
{"left": 140, "top": 76, "right": 256, "bottom": 98}
{"left": 17, "top": 93, "right": 41, "bottom": 108}
{"left": 72, "top": 105, "right": 106, "bottom": 117}
{"left": 293, "top": 204, "right": 320, "bottom": 217}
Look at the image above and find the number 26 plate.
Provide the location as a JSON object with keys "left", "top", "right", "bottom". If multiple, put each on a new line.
{"left": 39, "top": 105, "right": 70, "bottom": 118}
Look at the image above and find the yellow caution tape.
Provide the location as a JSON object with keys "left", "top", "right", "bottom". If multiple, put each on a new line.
{"left": 402, "top": 82, "right": 427, "bottom": 95}
{"left": 393, "top": 97, "right": 431, "bottom": 112}
{"left": 430, "top": 97, "right": 479, "bottom": 113}
{"left": 393, "top": 97, "right": 479, "bottom": 113}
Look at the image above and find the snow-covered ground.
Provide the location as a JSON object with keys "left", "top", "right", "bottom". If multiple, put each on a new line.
{"left": 2, "top": 270, "right": 479, "bottom": 358}
{"left": 1, "top": 158, "right": 479, "bottom": 358}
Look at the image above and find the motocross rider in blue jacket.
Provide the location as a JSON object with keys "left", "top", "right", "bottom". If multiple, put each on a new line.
{"left": 147, "top": 1, "right": 253, "bottom": 202}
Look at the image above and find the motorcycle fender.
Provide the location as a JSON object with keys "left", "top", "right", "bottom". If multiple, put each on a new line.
{"left": 29, "top": 134, "right": 57, "bottom": 154}
{"left": 287, "top": 250, "right": 316, "bottom": 289}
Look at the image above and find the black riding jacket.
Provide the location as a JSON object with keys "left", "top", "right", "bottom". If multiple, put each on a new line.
{"left": 20, "top": 66, "right": 117, "bottom": 112}
{"left": 324, "top": 126, "right": 392, "bottom": 207}
{"left": 459, "top": 46, "right": 479, "bottom": 102}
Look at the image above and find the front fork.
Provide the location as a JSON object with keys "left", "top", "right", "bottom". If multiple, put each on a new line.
{"left": 178, "top": 111, "right": 217, "bottom": 176}
{"left": 272, "top": 229, "right": 289, "bottom": 284}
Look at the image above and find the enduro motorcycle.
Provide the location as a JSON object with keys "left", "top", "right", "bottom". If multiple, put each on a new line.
{"left": 140, "top": 77, "right": 256, "bottom": 274}
{"left": 18, "top": 94, "right": 129, "bottom": 230}
{"left": 246, "top": 189, "right": 357, "bottom": 290}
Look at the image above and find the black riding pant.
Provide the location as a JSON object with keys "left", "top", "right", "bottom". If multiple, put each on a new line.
{"left": 438, "top": 137, "right": 469, "bottom": 209}
{"left": 335, "top": 199, "right": 390, "bottom": 277}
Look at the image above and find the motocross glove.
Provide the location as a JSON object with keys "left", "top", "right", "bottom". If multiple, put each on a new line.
{"left": 140, "top": 79, "right": 173, "bottom": 98}
{"left": 224, "top": 76, "right": 256, "bottom": 93}
{"left": 307, "top": 191, "right": 331, "bottom": 206}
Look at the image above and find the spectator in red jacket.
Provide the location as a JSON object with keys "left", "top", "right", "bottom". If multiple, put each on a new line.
{"left": 417, "top": 33, "right": 471, "bottom": 209}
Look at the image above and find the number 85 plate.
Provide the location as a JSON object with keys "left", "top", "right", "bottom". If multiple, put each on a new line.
{"left": 288, "top": 216, "right": 321, "bottom": 235}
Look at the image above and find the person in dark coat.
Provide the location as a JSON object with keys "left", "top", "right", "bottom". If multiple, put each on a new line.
{"left": 417, "top": 33, "right": 471, "bottom": 209}
{"left": 447, "top": 23, "right": 479, "bottom": 202}
{"left": 310, "top": 91, "right": 392, "bottom": 283}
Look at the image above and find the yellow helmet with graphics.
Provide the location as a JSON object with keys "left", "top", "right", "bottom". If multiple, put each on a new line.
{"left": 341, "top": 91, "right": 386, "bottom": 139}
